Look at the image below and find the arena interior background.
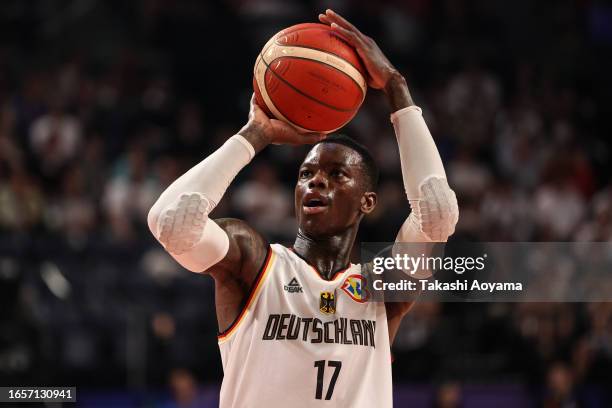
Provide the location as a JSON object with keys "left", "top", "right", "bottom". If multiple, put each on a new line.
{"left": 1, "top": 0, "right": 611, "bottom": 406}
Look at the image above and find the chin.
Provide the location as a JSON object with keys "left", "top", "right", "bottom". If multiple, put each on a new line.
{"left": 300, "top": 224, "right": 329, "bottom": 238}
{"left": 299, "top": 217, "right": 349, "bottom": 238}
{"left": 299, "top": 219, "right": 335, "bottom": 238}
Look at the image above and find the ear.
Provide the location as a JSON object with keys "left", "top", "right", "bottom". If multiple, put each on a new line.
{"left": 360, "top": 192, "right": 377, "bottom": 214}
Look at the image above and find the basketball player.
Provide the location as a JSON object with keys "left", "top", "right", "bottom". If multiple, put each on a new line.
{"left": 148, "top": 9, "right": 458, "bottom": 408}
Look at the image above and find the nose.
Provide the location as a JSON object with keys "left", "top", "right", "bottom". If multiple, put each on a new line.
{"left": 308, "top": 171, "right": 328, "bottom": 189}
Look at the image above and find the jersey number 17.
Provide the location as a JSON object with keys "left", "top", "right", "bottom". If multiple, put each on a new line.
{"left": 314, "top": 360, "right": 342, "bottom": 400}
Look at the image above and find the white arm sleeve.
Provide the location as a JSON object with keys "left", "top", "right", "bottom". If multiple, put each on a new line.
{"left": 391, "top": 106, "right": 458, "bottom": 279}
{"left": 147, "top": 135, "right": 255, "bottom": 272}
{"left": 392, "top": 106, "right": 459, "bottom": 242}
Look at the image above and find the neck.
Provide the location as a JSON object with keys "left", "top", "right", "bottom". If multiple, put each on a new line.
{"left": 293, "top": 226, "right": 358, "bottom": 280}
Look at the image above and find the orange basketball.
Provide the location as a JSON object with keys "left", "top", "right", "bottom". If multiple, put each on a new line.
{"left": 253, "top": 23, "right": 367, "bottom": 134}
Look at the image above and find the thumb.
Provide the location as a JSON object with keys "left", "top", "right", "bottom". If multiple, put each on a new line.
{"left": 249, "top": 93, "right": 268, "bottom": 119}
{"left": 249, "top": 93, "right": 259, "bottom": 110}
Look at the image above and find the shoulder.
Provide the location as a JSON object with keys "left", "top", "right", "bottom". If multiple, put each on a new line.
{"left": 215, "top": 218, "right": 269, "bottom": 255}
{"left": 210, "top": 218, "right": 269, "bottom": 285}
{"left": 216, "top": 218, "right": 262, "bottom": 241}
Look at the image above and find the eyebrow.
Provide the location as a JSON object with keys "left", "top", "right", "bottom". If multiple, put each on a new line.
{"left": 301, "top": 161, "right": 354, "bottom": 167}
{"left": 328, "top": 161, "right": 352, "bottom": 167}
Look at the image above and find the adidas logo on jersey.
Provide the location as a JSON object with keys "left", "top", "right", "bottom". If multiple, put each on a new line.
{"left": 284, "top": 277, "right": 303, "bottom": 293}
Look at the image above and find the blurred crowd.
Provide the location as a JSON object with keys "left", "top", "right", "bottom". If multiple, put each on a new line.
{"left": 1, "top": 0, "right": 611, "bottom": 405}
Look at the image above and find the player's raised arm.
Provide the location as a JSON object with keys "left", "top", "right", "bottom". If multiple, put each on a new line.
{"left": 320, "top": 9, "right": 459, "bottom": 266}
{"left": 147, "top": 95, "right": 325, "bottom": 274}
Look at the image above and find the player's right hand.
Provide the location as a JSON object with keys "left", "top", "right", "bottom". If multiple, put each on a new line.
{"left": 239, "top": 94, "right": 326, "bottom": 151}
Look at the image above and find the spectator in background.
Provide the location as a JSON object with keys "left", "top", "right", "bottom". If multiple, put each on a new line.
{"left": 586, "top": 303, "right": 612, "bottom": 365}
{"left": 164, "top": 368, "right": 209, "bottom": 408}
{"left": 29, "top": 96, "right": 81, "bottom": 184}
{"left": 535, "top": 163, "right": 586, "bottom": 240}
{"left": 231, "top": 161, "right": 294, "bottom": 240}
{"left": 433, "top": 382, "right": 463, "bottom": 408}
{"left": 448, "top": 147, "right": 491, "bottom": 200}
{"left": 103, "top": 142, "right": 161, "bottom": 240}
{"left": 575, "top": 187, "right": 612, "bottom": 241}
{"left": 0, "top": 167, "right": 44, "bottom": 231}
{"left": 444, "top": 64, "right": 501, "bottom": 146}
{"left": 46, "top": 165, "right": 96, "bottom": 243}
{"left": 0, "top": 103, "right": 45, "bottom": 231}
{"left": 542, "top": 362, "right": 582, "bottom": 408}
{"left": 480, "top": 179, "right": 533, "bottom": 240}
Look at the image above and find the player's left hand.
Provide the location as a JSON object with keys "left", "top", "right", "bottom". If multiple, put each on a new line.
{"left": 319, "top": 9, "right": 399, "bottom": 90}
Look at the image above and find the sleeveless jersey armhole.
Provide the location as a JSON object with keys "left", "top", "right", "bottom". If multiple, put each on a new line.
{"left": 218, "top": 245, "right": 275, "bottom": 342}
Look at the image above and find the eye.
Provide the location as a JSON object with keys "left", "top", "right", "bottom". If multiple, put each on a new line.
{"left": 299, "top": 169, "right": 312, "bottom": 178}
{"left": 331, "top": 169, "right": 346, "bottom": 178}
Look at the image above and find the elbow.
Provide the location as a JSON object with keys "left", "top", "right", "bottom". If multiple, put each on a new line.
{"left": 432, "top": 184, "right": 459, "bottom": 241}
{"left": 146, "top": 192, "right": 227, "bottom": 274}
{"left": 147, "top": 197, "right": 165, "bottom": 239}
{"left": 442, "top": 190, "right": 459, "bottom": 239}
{"left": 147, "top": 202, "right": 161, "bottom": 238}
{"left": 150, "top": 192, "right": 212, "bottom": 256}
{"left": 422, "top": 200, "right": 458, "bottom": 242}
{"left": 414, "top": 178, "right": 459, "bottom": 242}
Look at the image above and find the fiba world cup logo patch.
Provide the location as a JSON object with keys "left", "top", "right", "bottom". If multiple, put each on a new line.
{"left": 319, "top": 291, "right": 336, "bottom": 315}
{"left": 341, "top": 274, "right": 369, "bottom": 303}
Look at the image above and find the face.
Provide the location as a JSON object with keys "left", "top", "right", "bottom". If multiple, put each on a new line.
{"left": 295, "top": 143, "right": 377, "bottom": 237}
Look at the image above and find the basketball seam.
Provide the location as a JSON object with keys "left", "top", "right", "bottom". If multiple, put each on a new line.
{"left": 260, "top": 61, "right": 317, "bottom": 132}
{"left": 260, "top": 43, "right": 367, "bottom": 96}
{"left": 272, "top": 24, "right": 364, "bottom": 74}
{"left": 260, "top": 54, "right": 359, "bottom": 113}
{"left": 274, "top": 41, "right": 365, "bottom": 78}
{"left": 255, "top": 54, "right": 313, "bottom": 133}
{"left": 269, "top": 54, "right": 364, "bottom": 108}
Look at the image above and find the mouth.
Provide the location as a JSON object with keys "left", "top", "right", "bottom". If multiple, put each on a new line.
{"left": 302, "top": 194, "right": 330, "bottom": 215}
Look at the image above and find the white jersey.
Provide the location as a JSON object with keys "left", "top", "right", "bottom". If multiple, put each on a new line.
{"left": 218, "top": 244, "right": 392, "bottom": 408}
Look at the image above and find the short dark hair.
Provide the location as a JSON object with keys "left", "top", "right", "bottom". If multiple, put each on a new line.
{"left": 313, "top": 134, "right": 379, "bottom": 191}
